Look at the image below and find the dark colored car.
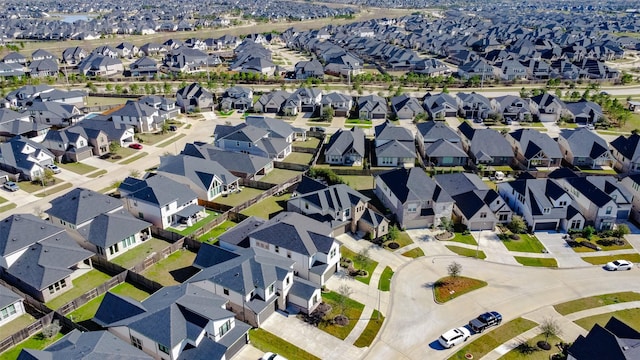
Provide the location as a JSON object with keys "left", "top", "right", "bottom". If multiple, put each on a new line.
{"left": 469, "top": 311, "right": 502, "bottom": 333}
{"left": 168, "top": 125, "right": 178, "bottom": 131}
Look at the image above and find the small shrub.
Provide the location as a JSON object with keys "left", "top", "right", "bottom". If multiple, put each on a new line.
{"left": 515, "top": 339, "right": 538, "bottom": 354}
{"left": 510, "top": 234, "right": 521, "bottom": 240}
{"left": 42, "top": 320, "right": 61, "bottom": 339}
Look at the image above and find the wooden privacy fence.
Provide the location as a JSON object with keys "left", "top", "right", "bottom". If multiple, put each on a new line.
{"left": 56, "top": 272, "right": 127, "bottom": 316}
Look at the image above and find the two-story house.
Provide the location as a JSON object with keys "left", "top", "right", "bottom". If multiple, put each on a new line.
{"left": 506, "top": 129, "right": 563, "bottom": 169}
{"left": 282, "top": 88, "right": 323, "bottom": 115}
{"left": 110, "top": 100, "right": 160, "bottom": 133}
{"left": 0, "top": 136, "right": 55, "bottom": 181}
{"left": 358, "top": 95, "right": 388, "bottom": 120}
{"left": 219, "top": 86, "right": 253, "bottom": 111}
{"left": 557, "top": 128, "right": 614, "bottom": 168}
{"left": 457, "top": 122, "right": 514, "bottom": 166}
{"left": 610, "top": 134, "right": 640, "bottom": 173}
{"left": 529, "top": 93, "right": 570, "bottom": 122}
{"left": 557, "top": 177, "right": 619, "bottom": 230}
{"left": 40, "top": 127, "right": 95, "bottom": 163}
{"left": 422, "top": 92, "right": 458, "bottom": 120}
{"left": 456, "top": 92, "right": 492, "bottom": 120}
{"left": 491, "top": 95, "right": 532, "bottom": 122}
{"left": 176, "top": 83, "right": 215, "bottom": 112}
{"left": 253, "top": 90, "right": 289, "bottom": 114}
{"left": 621, "top": 174, "right": 640, "bottom": 222}
{"left": 320, "top": 92, "right": 353, "bottom": 117}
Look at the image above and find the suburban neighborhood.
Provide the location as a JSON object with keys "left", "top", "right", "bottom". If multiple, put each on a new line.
{"left": 0, "top": 1, "right": 639, "bottom": 360}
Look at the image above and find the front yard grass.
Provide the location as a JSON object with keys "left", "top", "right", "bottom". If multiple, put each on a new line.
{"left": 318, "top": 291, "right": 365, "bottom": 340}
{"left": 66, "top": 282, "right": 151, "bottom": 322}
{"left": 283, "top": 152, "right": 313, "bottom": 165}
{"left": 0, "top": 331, "right": 63, "bottom": 359}
{"left": 0, "top": 203, "right": 17, "bottom": 213}
{"left": 450, "top": 232, "right": 478, "bottom": 246}
{"left": 294, "top": 137, "right": 321, "bottom": 149}
{"left": 433, "top": 276, "right": 488, "bottom": 303}
{"left": 157, "top": 133, "right": 186, "bottom": 148}
{"left": 384, "top": 231, "right": 414, "bottom": 250}
{"left": 577, "top": 167, "right": 618, "bottom": 175}
{"left": 353, "top": 310, "right": 385, "bottom": 347}
{"left": 110, "top": 238, "right": 171, "bottom": 269}
{"left": 106, "top": 147, "right": 137, "bottom": 162}
{"left": 571, "top": 236, "right": 634, "bottom": 252}
{"left": 502, "top": 233, "right": 547, "bottom": 253}
{"left": 554, "top": 292, "right": 640, "bottom": 315}
{"left": 581, "top": 253, "right": 640, "bottom": 265}
{"left": 0, "top": 313, "right": 36, "bottom": 340}
{"left": 87, "top": 169, "right": 108, "bottom": 178}
{"left": 119, "top": 151, "right": 148, "bottom": 165}
{"left": 401, "top": 247, "right": 425, "bottom": 258}
{"left": 241, "top": 193, "right": 291, "bottom": 219}
{"left": 499, "top": 334, "right": 562, "bottom": 360}
{"left": 249, "top": 328, "right": 321, "bottom": 360}
{"left": 514, "top": 256, "right": 558, "bottom": 267}
{"left": 340, "top": 247, "right": 378, "bottom": 285}
{"left": 448, "top": 318, "right": 538, "bottom": 360}
{"left": 341, "top": 175, "right": 375, "bottom": 190}
{"left": 575, "top": 308, "right": 640, "bottom": 331}
{"left": 57, "top": 162, "right": 98, "bottom": 175}
{"left": 46, "top": 269, "right": 112, "bottom": 310}
{"left": 213, "top": 187, "right": 264, "bottom": 207}
{"left": 378, "top": 266, "right": 394, "bottom": 292}
{"left": 35, "top": 182, "right": 73, "bottom": 197}
{"left": 260, "top": 168, "right": 303, "bottom": 184}
{"left": 141, "top": 249, "right": 198, "bottom": 286}
{"left": 446, "top": 245, "right": 487, "bottom": 259}
{"left": 198, "top": 220, "right": 238, "bottom": 243}
{"left": 17, "top": 177, "right": 63, "bottom": 193}
{"left": 135, "top": 131, "right": 174, "bottom": 145}
{"left": 169, "top": 209, "right": 219, "bottom": 236}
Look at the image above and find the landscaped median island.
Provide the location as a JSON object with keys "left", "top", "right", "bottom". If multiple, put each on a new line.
{"left": 401, "top": 247, "right": 425, "bottom": 258}
{"left": 433, "top": 276, "right": 488, "bottom": 304}
{"left": 448, "top": 318, "right": 538, "bottom": 360}
{"left": 553, "top": 291, "right": 640, "bottom": 316}
{"left": 378, "top": 266, "right": 394, "bottom": 292}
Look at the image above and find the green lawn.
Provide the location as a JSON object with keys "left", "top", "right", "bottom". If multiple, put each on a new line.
{"left": 141, "top": 249, "right": 198, "bottom": 286}
{"left": 0, "top": 203, "right": 17, "bottom": 213}
{"left": 346, "top": 119, "right": 372, "bottom": 125}
{"left": 318, "top": 291, "right": 365, "bottom": 340}
{"left": 378, "top": 266, "right": 394, "bottom": 292}
{"left": 558, "top": 123, "right": 578, "bottom": 128}
{"left": 87, "top": 96, "right": 128, "bottom": 106}
{"left": 384, "top": 231, "right": 413, "bottom": 249}
{"left": 448, "top": 318, "right": 538, "bottom": 360}
{"left": 214, "top": 187, "right": 264, "bottom": 207}
{"left": 0, "top": 313, "right": 36, "bottom": 340}
{"left": 110, "top": 238, "right": 171, "bottom": 269}
{"left": 450, "top": 232, "right": 478, "bottom": 246}
{"left": 157, "top": 133, "right": 186, "bottom": 148}
{"left": 341, "top": 175, "right": 375, "bottom": 190}
{"left": 0, "top": 332, "right": 63, "bottom": 359}
{"left": 57, "top": 162, "right": 98, "bottom": 175}
{"left": 98, "top": 183, "right": 119, "bottom": 194}
{"left": 575, "top": 308, "right": 640, "bottom": 331}
{"left": 241, "top": 193, "right": 291, "bottom": 219}
{"left": 433, "top": 276, "right": 488, "bottom": 303}
{"left": 283, "top": 152, "right": 313, "bottom": 165}
{"left": 353, "top": 310, "right": 385, "bottom": 347}
{"left": 294, "top": 137, "right": 321, "bottom": 149}
{"left": 577, "top": 167, "right": 618, "bottom": 175}
{"left": 170, "top": 210, "right": 220, "bottom": 236}
{"left": 260, "top": 169, "right": 303, "bottom": 184}
{"left": 46, "top": 269, "right": 112, "bottom": 310}
{"left": 483, "top": 180, "right": 497, "bottom": 191}
{"left": 520, "top": 122, "right": 545, "bottom": 127}
{"left": 198, "top": 220, "right": 238, "bottom": 243}
{"left": 514, "top": 257, "right": 558, "bottom": 267}
{"left": 571, "top": 236, "right": 634, "bottom": 252}
{"left": 401, "top": 247, "right": 425, "bottom": 258}
{"left": 106, "top": 147, "right": 137, "bottom": 162}
{"left": 446, "top": 245, "right": 487, "bottom": 259}
{"left": 35, "top": 182, "right": 73, "bottom": 197}
{"left": 66, "top": 282, "right": 151, "bottom": 322}
{"left": 555, "top": 292, "right": 640, "bottom": 315}
{"left": 499, "top": 334, "right": 562, "bottom": 360}
{"left": 249, "top": 328, "right": 320, "bottom": 360}
{"left": 17, "top": 178, "right": 63, "bottom": 193}
{"left": 87, "top": 169, "right": 108, "bottom": 178}
{"left": 502, "top": 234, "right": 547, "bottom": 253}
{"left": 0, "top": 197, "right": 6, "bottom": 205}
{"left": 135, "top": 131, "right": 175, "bottom": 145}
{"left": 119, "top": 151, "right": 148, "bottom": 165}
{"left": 581, "top": 253, "right": 640, "bottom": 265}
{"left": 341, "top": 247, "right": 379, "bottom": 285}
{"left": 619, "top": 112, "right": 640, "bottom": 133}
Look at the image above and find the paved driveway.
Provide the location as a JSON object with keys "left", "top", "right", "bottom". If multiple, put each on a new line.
{"left": 535, "top": 231, "right": 591, "bottom": 268}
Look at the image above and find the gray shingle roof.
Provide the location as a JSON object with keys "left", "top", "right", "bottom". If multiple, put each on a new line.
{"left": 559, "top": 128, "right": 610, "bottom": 159}
{"left": 157, "top": 154, "right": 239, "bottom": 189}
{"left": 46, "top": 188, "right": 123, "bottom": 225}
{"left": 250, "top": 212, "right": 335, "bottom": 256}
{"left": 377, "top": 167, "right": 453, "bottom": 204}
{"left": 181, "top": 143, "right": 272, "bottom": 176}
{"left": 0, "top": 284, "right": 22, "bottom": 309}
{"left": 325, "top": 127, "right": 365, "bottom": 157}
{"left": 119, "top": 174, "right": 198, "bottom": 207}
{"left": 76, "top": 210, "right": 150, "bottom": 248}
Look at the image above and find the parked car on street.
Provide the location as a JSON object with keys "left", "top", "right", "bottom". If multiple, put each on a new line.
{"left": 469, "top": 311, "right": 502, "bottom": 333}
{"left": 604, "top": 260, "right": 633, "bottom": 271}
{"left": 129, "top": 143, "right": 143, "bottom": 150}
{"left": 261, "top": 352, "right": 287, "bottom": 360}
{"left": 3, "top": 181, "right": 19, "bottom": 192}
{"left": 438, "top": 327, "right": 470, "bottom": 348}
{"left": 45, "top": 164, "right": 61, "bottom": 174}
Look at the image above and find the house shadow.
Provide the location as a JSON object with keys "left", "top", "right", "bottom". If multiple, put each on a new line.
{"left": 77, "top": 319, "right": 103, "bottom": 331}
{"left": 169, "top": 266, "right": 199, "bottom": 283}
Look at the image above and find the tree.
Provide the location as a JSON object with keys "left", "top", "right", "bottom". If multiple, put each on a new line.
{"left": 356, "top": 248, "right": 372, "bottom": 269}
{"left": 447, "top": 261, "right": 462, "bottom": 278}
{"left": 321, "top": 106, "right": 334, "bottom": 122}
{"left": 583, "top": 225, "right": 595, "bottom": 240}
{"left": 163, "top": 82, "right": 172, "bottom": 95}
{"left": 109, "top": 141, "right": 120, "bottom": 154}
{"left": 387, "top": 225, "right": 399, "bottom": 241}
{"left": 336, "top": 284, "right": 353, "bottom": 316}
{"left": 440, "top": 217, "right": 453, "bottom": 232}
{"left": 539, "top": 318, "right": 561, "bottom": 349}
{"left": 129, "top": 169, "right": 142, "bottom": 179}
{"left": 129, "top": 83, "right": 139, "bottom": 94}
{"left": 42, "top": 320, "right": 61, "bottom": 339}
{"left": 615, "top": 224, "right": 630, "bottom": 239}
{"left": 42, "top": 168, "right": 55, "bottom": 185}
{"left": 508, "top": 215, "right": 527, "bottom": 234}
{"left": 105, "top": 83, "right": 113, "bottom": 93}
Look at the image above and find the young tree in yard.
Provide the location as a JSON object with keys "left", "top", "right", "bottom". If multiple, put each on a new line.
{"left": 583, "top": 225, "right": 595, "bottom": 240}
{"left": 539, "top": 318, "right": 562, "bottom": 349}
{"left": 440, "top": 217, "right": 453, "bottom": 232}
{"left": 129, "top": 169, "right": 142, "bottom": 179}
{"left": 42, "top": 168, "right": 55, "bottom": 185}
{"left": 615, "top": 224, "right": 630, "bottom": 239}
{"left": 109, "top": 141, "right": 120, "bottom": 154}
{"left": 356, "top": 248, "right": 372, "bottom": 270}
{"left": 337, "top": 284, "right": 353, "bottom": 316}
{"left": 129, "top": 83, "right": 139, "bottom": 94}
{"left": 447, "top": 261, "right": 462, "bottom": 278}
{"left": 509, "top": 215, "right": 527, "bottom": 234}
{"left": 321, "top": 106, "right": 334, "bottom": 122}
{"left": 387, "top": 225, "right": 399, "bottom": 241}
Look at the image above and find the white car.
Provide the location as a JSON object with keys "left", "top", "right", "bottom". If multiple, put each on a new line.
{"left": 605, "top": 260, "right": 634, "bottom": 271}
{"left": 45, "top": 164, "right": 61, "bottom": 174}
{"left": 438, "top": 327, "right": 471, "bottom": 348}
{"left": 261, "top": 352, "right": 287, "bottom": 360}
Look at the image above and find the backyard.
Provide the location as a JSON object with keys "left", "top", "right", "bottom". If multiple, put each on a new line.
{"left": 341, "top": 175, "right": 375, "bottom": 191}
{"left": 141, "top": 249, "right": 198, "bottom": 286}
{"left": 0, "top": 313, "right": 36, "bottom": 340}
{"left": 66, "top": 282, "right": 151, "bottom": 324}
{"left": 283, "top": 152, "right": 313, "bottom": 165}
{"left": 260, "top": 168, "right": 303, "bottom": 184}
{"left": 241, "top": 193, "right": 291, "bottom": 219}
{"left": 0, "top": 331, "right": 63, "bottom": 359}
{"left": 169, "top": 209, "right": 220, "bottom": 236}
{"left": 45, "top": 269, "right": 112, "bottom": 311}
{"left": 214, "top": 187, "right": 264, "bottom": 207}
{"left": 294, "top": 137, "right": 321, "bottom": 149}
{"left": 110, "top": 238, "right": 172, "bottom": 269}
{"left": 198, "top": 220, "right": 238, "bottom": 243}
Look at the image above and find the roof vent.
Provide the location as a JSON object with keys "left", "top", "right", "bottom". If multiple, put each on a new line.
{"left": 11, "top": 238, "right": 16, "bottom": 241}
{"left": 41, "top": 226, "right": 45, "bottom": 229}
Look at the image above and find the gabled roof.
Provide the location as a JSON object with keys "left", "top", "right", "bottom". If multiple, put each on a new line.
{"left": 76, "top": 210, "right": 151, "bottom": 248}
{"left": 0, "top": 284, "right": 22, "bottom": 309}
{"left": 181, "top": 143, "right": 272, "bottom": 176}
{"left": 417, "top": 121, "right": 460, "bottom": 143}
{"left": 569, "top": 317, "right": 640, "bottom": 360}
{"left": 425, "top": 139, "right": 467, "bottom": 158}
{"left": 510, "top": 129, "right": 562, "bottom": 159}
{"left": 290, "top": 183, "right": 369, "bottom": 214}
{"left": 376, "top": 139, "right": 416, "bottom": 158}
{"left": 564, "top": 177, "right": 614, "bottom": 207}
{"left": 611, "top": 134, "right": 640, "bottom": 162}
{"left": 119, "top": 174, "right": 198, "bottom": 207}
{"left": 46, "top": 188, "right": 123, "bottom": 225}
{"left": 245, "top": 115, "right": 296, "bottom": 139}
{"left": 375, "top": 121, "right": 413, "bottom": 141}
{"left": 377, "top": 167, "right": 453, "bottom": 204}
{"left": 458, "top": 123, "right": 513, "bottom": 158}
{"left": 325, "top": 127, "right": 366, "bottom": 157}
{"left": 559, "top": 128, "right": 610, "bottom": 160}
{"left": 158, "top": 154, "right": 239, "bottom": 188}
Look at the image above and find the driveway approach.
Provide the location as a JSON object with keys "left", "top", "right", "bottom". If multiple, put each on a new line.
{"left": 364, "top": 256, "right": 640, "bottom": 360}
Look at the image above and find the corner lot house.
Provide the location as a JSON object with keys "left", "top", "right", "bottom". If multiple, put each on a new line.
{"left": 0, "top": 136, "right": 55, "bottom": 181}
{"left": 375, "top": 167, "right": 454, "bottom": 229}
{"left": 567, "top": 317, "right": 640, "bottom": 360}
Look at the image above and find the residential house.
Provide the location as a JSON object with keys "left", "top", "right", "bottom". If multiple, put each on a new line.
{"left": 529, "top": 93, "right": 570, "bottom": 122}
{"left": 157, "top": 154, "right": 239, "bottom": 201}
{"left": 28, "top": 59, "right": 59, "bottom": 77}
{"left": 610, "top": 134, "right": 640, "bottom": 173}
{"left": 253, "top": 90, "right": 289, "bottom": 114}
{"left": 129, "top": 57, "right": 158, "bottom": 77}
{"left": 584, "top": 176, "right": 632, "bottom": 221}
{"left": 0, "top": 214, "right": 93, "bottom": 302}
{"left": 73, "top": 116, "right": 135, "bottom": 147}
{"left": 491, "top": 95, "right": 532, "bottom": 122}
{"left": 506, "top": 129, "right": 562, "bottom": 169}
{"left": 181, "top": 143, "right": 274, "bottom": 180}
{"left": 497, "top": 178, "right": 584, "bottom": 231}
{"left": 456, "top": 92, "right": 492, "bottom": 120}
{"left": 457, "top": 122, "right": 514, "bottom": 166}
{"left": 139, "top": 95, "right": 179, "bottom": 122}
{"left": 567, "top": 317, "right": 640, "bottom": 360}
{"left": 554, "top": 177, "right": 619, "bottom": 230}
{"left": 391, "top": 94, "right": 425, "bottom": 120}
{"left": 557, "top": 128, "right": 613, "bottom": 168}
{"left": 320, "top": 92, "right": 353, "bottom": 117}
{"left": 46, "top": 188, "right": 152, "bottom": 261}
{"left": 0, "top": 285, "right": 25, "bottom": 327}
{"left": 288, "top": 177, "right": 389, "bottom": 237}
{"left": 565, "top": 99, "right": 604, "bottom": 124}
{"left": 77, "top": 53, "right": 124, "bottom": 76}
{"left": 176, "top": 83, "right": 215, "bottom": 112}
{"left": 93, "top": 283, "right": 250, "bottom": 360}
{"left": 2, "top": 52, "right": 27, "bottom": 65}
{"left": 17, "top": 330, "right": 153, "bottom": 359}
{"left": 283, "top": 88, "right": 323, "bottom": 116}
{"left": 621, "top": 174, "right": 640, "bottom": 222}
{"left": 219, "top": 86, "right": 253, "bottom": 111}
{"left": 374, "top": 167, "right": 454, "bottom": 229}
{"left": 498, "top": 60, "right": 528, "bottom": 80}
{"left": 26, "top": 100, "right": 83, "bottom": 127}
{"left": 416, "top": 121, "right": 467, "bottom": 166}
{"left": 115, "top": 42, "right": 140, "bottom": 58}
{"left": 31, "top": 50, "right": 56, "bottom": 62}
{"left": 435, "top": 173, "right": 512, "bottom": 230}
{"left": 457, "top": 59, "right": 497, "bottom": 80}
{"left": 61, "top": 47, "right": 88, "bottom": 65}
{"left": 413, "top": 58, "right": 450, "bottom": 76}
{"left": 358, "top": 95, "right": 387, "bottom": 120}
{"left": 374, "top": 121, "right": 416, "bottom": 167}
{"left": 294, "top": 60, "right": 324, "bottom": 79}
{"left": 0, "top": 136, "right": 55, "bottom": 181}
{"left": 324, "top": 127, "right": 365, "bottom": 166}
{"left": 190, "top": 245, "right": 301, "bottom": 325}
{"left": 324, "top": 52, "right": 363, "bottom": 76}
{"left": 110, "top": 100, "right": 161, "bottom": 133}
{"left": 119, "top": 174, "right": 203, "bottom": 229}
{"left": 40, "top": 127, "right": 94, "bottom": 163}
{"left": 422, "top": 92, "right": 458, "bottom": 120}
{"left": 0, "top": 107, "right": 50, "bottom": 142}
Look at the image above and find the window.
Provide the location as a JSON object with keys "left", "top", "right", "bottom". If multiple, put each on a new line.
{"left": 219, "top": 319, "right": 231, "bottom": 337}
{"left": 269, "top": 284, "right": 274, "bottom": 294}
{"left": 48, "top": 279, "right": 67, "bottom": 295}
{"left": 165, "top": 205, "right": 170, "bottom": 211}
{"left": 223, "top": 288, "right": 229, "bottom": 295}
{"left": 479, "top": 212, "right": 487, "bottom": 218}
{"left": 275, "top": 246, "right": 279, "bottom": 253}
{"left": 570, "top": 220, "right": 581, "bottom": 229}
{"left": 131, "top": 336, "right": 143, "bottom": 350}
{"left": 499, "top": 214, "right": 508, "bottom": 221}
{"left": 606, "top": 206, "right": 612, "bottom": 215}
{"left": 287, "top": 251, "right": 292, "bottom": 259}
{"left": 559, "top": 201, "right": 567, "bottom": 206}
{"left": 158, "top": 343, "right": 170, "bottom": 354}
{"left": 138, "top": 212, "right": 144, "bottom": 219}
{"left": 0, "top": 304, "right": 16, "bottom": 319}
{"left": 407, "top": 204, "right": 417, "bottom": 213}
